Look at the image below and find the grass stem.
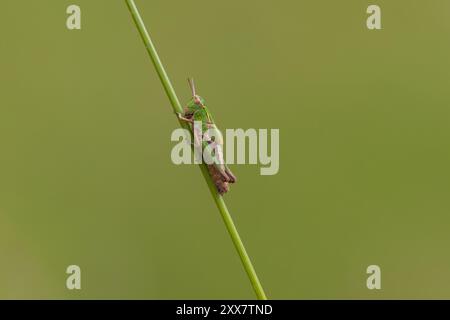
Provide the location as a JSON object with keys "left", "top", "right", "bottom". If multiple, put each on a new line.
{"left": 125, "top": 0, "right": 267, "bottom": 300}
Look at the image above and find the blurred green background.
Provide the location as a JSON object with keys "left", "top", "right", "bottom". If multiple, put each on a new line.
{"left": 1, "top": 0, "right": 450, "bottom": 299}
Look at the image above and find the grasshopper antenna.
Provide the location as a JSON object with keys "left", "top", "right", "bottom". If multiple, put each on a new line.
{"left": 188, "top": 78, "right": 203, "bottom": 106}
{"left": 188, "top": 78, "right": 196, "bottom": 97}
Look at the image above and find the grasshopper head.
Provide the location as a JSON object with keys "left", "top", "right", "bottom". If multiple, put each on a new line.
{"left": 186, "top": 96, "right": 206, "bottom": 111}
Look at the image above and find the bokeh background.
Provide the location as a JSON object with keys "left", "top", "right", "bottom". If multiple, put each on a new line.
{"left": 1, "top": 0, "right": 450, "bottom": 299}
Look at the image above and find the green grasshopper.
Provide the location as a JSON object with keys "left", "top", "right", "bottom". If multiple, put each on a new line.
{"left": 177, "top": 78, "right": 236, "bottom": 194}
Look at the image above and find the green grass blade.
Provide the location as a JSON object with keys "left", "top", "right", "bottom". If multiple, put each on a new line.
{"left": 124, "top": 0, "right": 267, "bottom": 300}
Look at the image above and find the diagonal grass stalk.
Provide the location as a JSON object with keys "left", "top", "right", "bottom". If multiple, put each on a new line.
{"left": 124, "top": 0, "right": 267, "bottom": 300}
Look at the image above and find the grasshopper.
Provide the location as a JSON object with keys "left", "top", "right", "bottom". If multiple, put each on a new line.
{"left": 177, "top": 78, "right": 236, "bottom": 194}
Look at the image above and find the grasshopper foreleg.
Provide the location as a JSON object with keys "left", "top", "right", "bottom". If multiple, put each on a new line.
{"left": 176, "top": 112, "right": 194, "bottom": 123}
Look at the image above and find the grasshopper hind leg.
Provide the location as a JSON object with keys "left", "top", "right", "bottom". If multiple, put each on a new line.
{"left": 224, "top": 166, "right": 236, "bottom": 183}
{"left": 207, "top": 165, "right": 230, "bottom": 195}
